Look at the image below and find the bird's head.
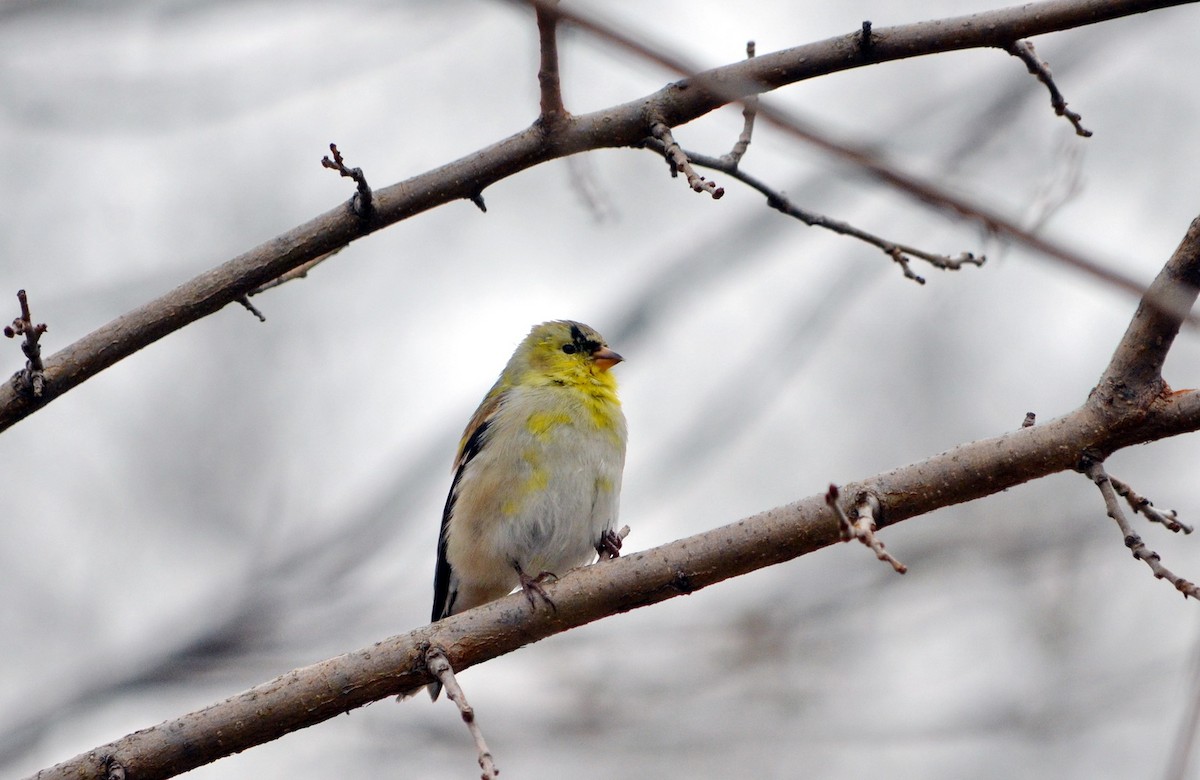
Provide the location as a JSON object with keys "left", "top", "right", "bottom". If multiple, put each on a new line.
{"left": 509, "top": 320, "right": 623, "bottom": 386}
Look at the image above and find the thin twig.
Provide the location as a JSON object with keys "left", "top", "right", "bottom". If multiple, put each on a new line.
{"left": 719, "top": 41, "right": 758, "bottom": 168}
{"left": 1083, "top": 458, "right": 1200, "bottom": 599}
{"left": 235, "top": 296, "right": 266, "bottom": 323}
{"left": 650, "top": 122, "right": 725, "bottom": 199}
{"left": 321, "top": 143, "right": 375, "bottom": 219}
{"left": 5, "top": 289, "right": 48, "bottom": 397}
{"left": 535, "top": 0, "right": 567, "bottom": 124}
{"left": 1109, "top": 473, "right": 1192, "bottom": 534}
{"left": 1005, "top": 39, "right": 1093, "bottom": 137}
{"left": 859, "top": 21, "right": 873, "bottom": 54}
{"left": 826, "top": 485, "right": 907, "bottom": 574}
{"left": 646, "top": 139, "right": 983, "bottom": 281}
{"left": 426, "top": 647, "right": 500, "bottom": 780}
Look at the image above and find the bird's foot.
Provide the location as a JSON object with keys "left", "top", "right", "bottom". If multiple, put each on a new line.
{"left": 597, "top": 528, "right": 623, "bottom": 560}
{"left": 517, "top": 568, "right": 559, "bottom": 612}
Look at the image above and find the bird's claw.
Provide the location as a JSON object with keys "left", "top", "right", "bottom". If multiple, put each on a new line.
{"left": 517, "top": 568, "right": 559, "bottom": 612}
{"left": 597, "top": 528, "right": 623, "bottom": 560}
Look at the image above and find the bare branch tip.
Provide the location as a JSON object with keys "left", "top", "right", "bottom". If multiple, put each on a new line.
{"left": 1087, "top": 461, "right": 1199, "bottom": 599}
{"left": 427, "top": 646, "right": 500, "bottom": 778}
{"left": 652, "top": 122, "right": 727, "bottom": 199}
{"left": 1006, "top": 39, "right": 1093, "bottom": 137}
{"left": 670, "top": 149, "right": 985, "bottom": 279}
{"left": 236, "top": 296, "right": 267, "bottom": 323}
{"left": 717, "top": 43, "right": 761, "bottom": 167}
{"left": 888, "top": 248, "right": 927, "bottom": 285}
{"left": 1109, "top": 474, "right": 1194, "bottom": 534}
{"left": 322, "top": 142, "right": 375, "bottom": 220}
{"left": 7, "top": 288, "right": 48, "bottom": 395}
{"left": 828, "top": 487, "right": 906, "bottom": 574}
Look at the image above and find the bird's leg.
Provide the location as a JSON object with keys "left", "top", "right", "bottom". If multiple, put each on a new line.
{"left": 596, "top": 528, "right": 623, "bottom": 560}
{"left": 515, "top": 564, "right": 558, "bottom": 612}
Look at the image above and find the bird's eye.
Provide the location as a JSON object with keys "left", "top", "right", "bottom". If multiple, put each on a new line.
{"left": 561, "top": 343, "right": 577, "bottom": 354}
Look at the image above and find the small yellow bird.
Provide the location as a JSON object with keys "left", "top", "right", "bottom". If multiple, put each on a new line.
{"left": 428, "top": 320, "right": 627, "bottom": 699}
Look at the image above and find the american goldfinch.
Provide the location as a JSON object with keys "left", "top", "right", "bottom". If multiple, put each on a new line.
{"left": 428, "top": 320, "right": 627, "bottom": 699}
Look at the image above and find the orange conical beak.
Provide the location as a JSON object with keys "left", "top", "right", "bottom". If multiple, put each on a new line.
{"left": 592, "top": 346, "right": 623, "bottom": 371}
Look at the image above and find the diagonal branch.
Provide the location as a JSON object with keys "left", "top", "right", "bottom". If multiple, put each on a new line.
{"left": 1, "top": 0, "right": 1195, "bottom": 434}
{"left": 27, "top": 213, "right": 1200, "bottom": 780}
{"left": 1005, "top": 39, "right": 1093, "bottom": 136}
{"left": 1092, "top": 214, "right": 1200, "bottom": 409}
{"left": 28, "top": 386, "right": 1200, "bottom": 780}
{"left": 647, "top": 140, "right": 984, "bottom": 281}
{"left": 1082, "top": 457, "right": 1200, "bottom": 598}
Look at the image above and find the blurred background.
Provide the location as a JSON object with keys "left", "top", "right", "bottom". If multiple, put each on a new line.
{"left": 3, "top": 1, "right": 1200, "bottom": 777}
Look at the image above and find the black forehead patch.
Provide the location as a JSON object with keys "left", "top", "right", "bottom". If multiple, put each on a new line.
{"left": 568, "top": 322, "right": 601, "bottom": 354}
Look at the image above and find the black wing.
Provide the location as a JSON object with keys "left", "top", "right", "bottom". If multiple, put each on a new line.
{"left": 431, "top": 418, "right": 492, "bottom": 623}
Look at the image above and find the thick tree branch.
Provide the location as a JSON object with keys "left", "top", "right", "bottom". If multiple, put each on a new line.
{"left": 1092, "top": 214, "right": 1200, "bottom": 409}
{"left": 28, "top": 214, "right": 1200, "bottom": 780}
{"left": 1, "top": 0, "right": 1194, "bottom": 434}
